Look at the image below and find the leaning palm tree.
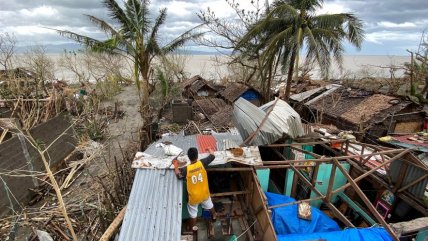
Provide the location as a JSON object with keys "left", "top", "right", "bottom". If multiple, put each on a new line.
{"left": 55, "top": 0, "right": 201, "bottom": 116}
{"left": 237, "top": 0, "right": 364, "bottom": 100}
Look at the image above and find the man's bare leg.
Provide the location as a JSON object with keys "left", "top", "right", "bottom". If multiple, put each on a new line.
{"left": 209, "top": 208, "right": 217, "bottom": 221}
{"left": 188, "top": 217, "right": 197, "bottom": 231}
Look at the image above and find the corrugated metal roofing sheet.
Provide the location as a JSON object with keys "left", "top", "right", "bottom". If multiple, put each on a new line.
{"left": 305, "top": 84, "right": 342, "bottom": 105}
{"left": 118, "top": 169, "right": 183, "bottom": 241}
{"left": 196, "top": 135, "right": 217, "bottom": 153}
{"left": 144, "top": 134, "right": 198, "bottom": 158}
{"left": 144, "top": 131, "right": 243, "bottom": 158}
{"left": 290, "top": 86, "right": 325, "bottom": 102}
{"left": 390, "top": 160, "right": 428, "bottom": 200}
{"left": 233, "top": 98, "right": 304, "bottom": 146}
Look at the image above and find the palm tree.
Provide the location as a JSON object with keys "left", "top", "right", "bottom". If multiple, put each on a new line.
{"left": 55, "top": 0, "right": 201, "bottom": 115}
{"left": 237, "top": 0, "right": 364, "bottom": 100}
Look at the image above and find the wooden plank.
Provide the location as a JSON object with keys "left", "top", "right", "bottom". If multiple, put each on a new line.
{"left": 311, "top": 162, "right": 320, "bottom": 187}
{"left": 397, "top": 174, "right": 428, "bottom": 193}
{"left": 262, "top": 149, "right": 405, "bottom": 165}
{"left": 265, "top": 140, "right": 347, "bottom": 147}
{"left": 391, "top": 217, "right": 428, "bottom": 236}
{"left": 332, "top": 149, "right": 412, "bottom": 194}
{"left": 211, "top": 190, "right": 250, "bottom": 197}
{"left": 334, "top": 159, "right": 399, "bottom": 241}
{"left": 207, "top": 167, "right": 253, "bottom": 172}
{"left": 326, "top": 162, "right": 336, "bottom": 201}
{"left": 248, "top": 169, "right": 277, "bottom": 241}
{"left": 268, "top": 196, "right": 324, "bottom": 210}
{"left": 255, "top": 165, "right": 314, "bottom": 169}
{"left": 272, "top": 149, "right": 354, "bottom": 227}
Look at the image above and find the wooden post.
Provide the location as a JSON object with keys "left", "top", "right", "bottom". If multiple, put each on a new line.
{"left": 333, "top": 159, "right": 399, "bottom": 241}
{"left": 326, "top": 162, "right": 336, "bottom": 202}
{"left": 332, "top": 149, "right": 411, "bottom": 194}
{"left": 345, "top": 140, "right": 349, "bottom": 154}
{"left": 269, "top": 147, "right": 356, "bottom": 228}
{"left": 287, "top": 162, "right": 354, "bottom": 227}
{"left": 311, "top": 163, "right": 320, "bottom": 187}
{"left": 360, "top": 145, "right": 365, "bottom": 163}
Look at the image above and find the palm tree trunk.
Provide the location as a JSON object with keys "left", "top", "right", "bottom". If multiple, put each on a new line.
{"left": 138, "top": 53, "right": 150, "bottom": 119}
{"left": 285, "top": 51, "right": 297, "bottom": 101}
{"left": 294, "top": 27, "right": 303, "bottom": 81}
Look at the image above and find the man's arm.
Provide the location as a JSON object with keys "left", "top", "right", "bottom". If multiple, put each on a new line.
{"left": 174, "top": 159, "right": 186, "bottom": 179}
{"left": 201, "top": 148, "right": 216, "bottom": 168}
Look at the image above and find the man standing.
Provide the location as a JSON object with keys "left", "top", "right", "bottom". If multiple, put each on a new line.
{"left": 174, "top": 147, "right": 217, "bottom": 230}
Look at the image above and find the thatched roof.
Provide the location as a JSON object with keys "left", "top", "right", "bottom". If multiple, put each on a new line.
{"left": 210, "top": 106, "right": 233, "bottom": 127}
{"left": 308, "top": 87, "right": 414, "bottom": 125}
{"left": 181, "top": 75, "right": 217, "bottom": 94}
{"left": 193, "top": 98, "right": 227, "bottom": 116}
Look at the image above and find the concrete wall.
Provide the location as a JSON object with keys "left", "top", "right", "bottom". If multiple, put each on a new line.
{"left": 0, "top": 114, "right": 77, "bottom": 216}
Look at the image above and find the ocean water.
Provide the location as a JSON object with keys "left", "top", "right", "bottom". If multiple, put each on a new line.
{"left": 16, "top": 54, "right": 411, "bottom": 83}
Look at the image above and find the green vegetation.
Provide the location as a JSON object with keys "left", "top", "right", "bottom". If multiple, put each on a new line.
{"left": 237, "top": 0, "right": 365, "bottom": 100}
{"left": 55, "top": 0, "right": 202, "bottom": 119}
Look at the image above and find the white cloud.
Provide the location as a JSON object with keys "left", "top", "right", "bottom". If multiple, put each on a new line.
{"left": 378, "top": 21, "right": 417, "bottom": 28}
{"left": 316, "top": 2, "right": 351, "bottom": 15}
{"left": 3, "top": 25, "right": 54, "bottom": 36}
{"left": 157, "top": 1, "right": 195, "bottom": 17}
{"left": 19, "top": 6, "right": 58, "bottom": 17}
{"left": 366, "top": 31, "right": 421, "bottom": 44}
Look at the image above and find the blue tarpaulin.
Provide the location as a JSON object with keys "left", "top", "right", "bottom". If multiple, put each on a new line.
{"left": 266, "top": 192, "right": 393, "bottom": 241}
{"left": 277, "top": 227, "right": 393, "bottom": 241}
{"left": 266, "top": 192, "right": 340, "bottom": 235}
{"left": 241, "top": 90, "right": 260, "bottom": 101}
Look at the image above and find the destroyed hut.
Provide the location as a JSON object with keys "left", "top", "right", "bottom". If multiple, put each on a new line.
{"left": 290, "top": 84, "right": 425, "bottom": 142}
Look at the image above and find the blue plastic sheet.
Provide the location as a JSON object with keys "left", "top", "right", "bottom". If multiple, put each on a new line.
{"left": 277, "top": 227, "right": 393, "bottom": 241}
{"left": 241, "top": 90, "right": 260, "bottom": 100}
{"left": 266, "top": 192, "right": 340, "bottom": 235}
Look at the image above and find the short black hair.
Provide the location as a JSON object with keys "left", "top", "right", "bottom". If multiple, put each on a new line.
{"left": 187, "top": 147, "right": 198, "bottom": 162}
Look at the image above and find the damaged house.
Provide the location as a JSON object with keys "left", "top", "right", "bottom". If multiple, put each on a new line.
{"left": 290, "top": 84, "right": 425, "bottom": 142}
{"left": 116, "top": 98, "right": 428, "bottom": 241}
{"left": 220, "top": 82, "right": 263, "bottom": 106}
{"left": 181, "top": 75, "right": 218, "bottom": 99}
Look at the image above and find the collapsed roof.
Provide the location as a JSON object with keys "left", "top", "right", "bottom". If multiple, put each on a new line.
{"left": 233, "top": 98, "right": 304, "bottom": 146}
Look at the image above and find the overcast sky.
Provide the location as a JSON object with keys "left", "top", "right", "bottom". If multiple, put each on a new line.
{"left": 0, "top": 0, "right": 427, "bottom": 55}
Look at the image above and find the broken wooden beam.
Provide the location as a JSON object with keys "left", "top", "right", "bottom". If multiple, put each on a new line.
{"left": 99, "top": 205, "right": 127, "bottom": 241}
{"left": 333, "top": 159, "right": 399, "bottom": 241}
{"left": 211, "top": 191, "right": 250, "bottom": 197}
